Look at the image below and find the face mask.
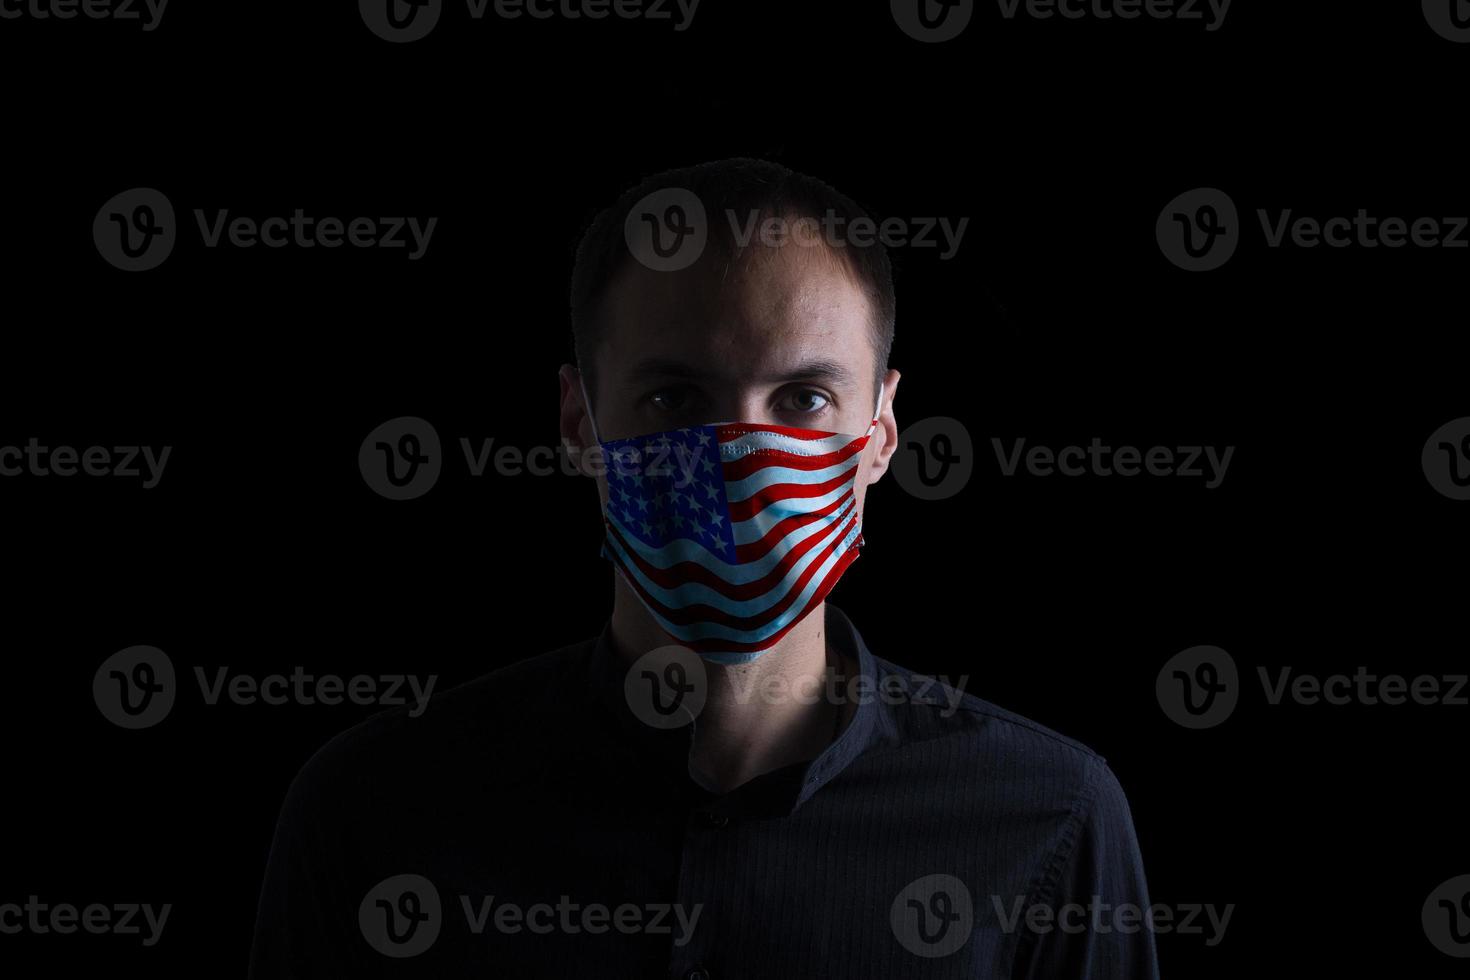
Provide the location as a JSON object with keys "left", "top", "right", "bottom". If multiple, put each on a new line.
{"left": 580, "top": 376, "right": 885, "bottom": 665}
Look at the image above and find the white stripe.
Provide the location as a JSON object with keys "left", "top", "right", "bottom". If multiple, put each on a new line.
{"left": 610, "top": 494, "right": 855, "bottom": 586}
{"left": 723, "top": 455, "right": 860, "bottom": 504}
{"left": 607, "top": 499, "right": 857, "bottom": 614}
{"left": 719, "top": 429, "right": 861, "bottom": 460}
{"left": 730, "top": 479, "right": 856, "bottom": 546}
{"left": 614, "top": 519, "right": 864, "bottom": 646}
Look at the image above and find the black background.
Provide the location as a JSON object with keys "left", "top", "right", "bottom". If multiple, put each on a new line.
{"left": 2, "top": 0, "right": 1467, "bottom": 975}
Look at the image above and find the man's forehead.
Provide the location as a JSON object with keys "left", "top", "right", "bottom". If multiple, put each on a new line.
{"left": 602, "top": 245, "right": 875, "bottom": 383}
{"left": 622, "top": 351, "right": 861, "bottom": 390}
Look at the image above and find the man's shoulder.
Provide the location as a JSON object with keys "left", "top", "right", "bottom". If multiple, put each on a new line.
{"left": 283, "top": 636, "right": 598, "bottom": 800}
{"left": 869, "top": 653, "right": 1114, "bottom": 796}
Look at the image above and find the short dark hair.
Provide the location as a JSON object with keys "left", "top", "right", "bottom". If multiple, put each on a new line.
{"left": 569, "top": 157, "right": 896, "bottom": 407}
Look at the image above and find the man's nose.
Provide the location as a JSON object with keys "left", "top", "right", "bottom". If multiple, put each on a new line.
{"left": 707, "top": 391, "right": 772, "bottom": 425}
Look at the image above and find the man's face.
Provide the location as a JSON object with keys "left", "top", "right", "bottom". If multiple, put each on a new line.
{"left": 568, "top": 238, "right": 898, "bottom": 520}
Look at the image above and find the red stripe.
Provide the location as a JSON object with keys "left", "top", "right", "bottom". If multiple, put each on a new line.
{"left": 605, "top": 501, "right": 852, "bottom": 602}
{"left": 715, "top": 421, "right": 843, "bottom": 441}
{"left": 733, "top": 490, "right": 853, "bottom": 563}
{"left": 726, "top": 466, "right": 857, "bottom": 521}
{"left": 609, "top": 509, "right": 860, "bottom": 634}
{"left": 715, "top": 419, "right": 879, "bottom": 443}
{"left": 720, "top": 434, "right": 868, "bottom": 483}
{"left": 675, "top": 541, "right": 863, "bottom": 656}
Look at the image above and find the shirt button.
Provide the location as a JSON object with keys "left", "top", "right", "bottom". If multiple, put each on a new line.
{"left": 685, "top": 969, "right": 711, "bottom": 980}
{"left": 696, "top": 809, "right": 729, "bottom": 829}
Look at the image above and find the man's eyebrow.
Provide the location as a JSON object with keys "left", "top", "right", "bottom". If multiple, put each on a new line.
{"left": 626, "top": 357, "right": 718, "bottom": 382}
{"left": 767, "top": 358, "right": 855, "bottom": 387}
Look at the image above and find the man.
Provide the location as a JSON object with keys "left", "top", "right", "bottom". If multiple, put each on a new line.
{"left": 249, "top": 158, "right": 1160, "bottom": 978}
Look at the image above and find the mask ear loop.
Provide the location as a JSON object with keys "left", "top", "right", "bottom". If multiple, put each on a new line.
{"left": 853, "top": 382, "right": 886, "bottom": 553}
{"left": 577, "top": 371, "right": 603, "bottom": 446}
{"left": 866, "top": 383, "right": 886, "bottom": 438}
{"left": 579, "top": 371, "right": 620, "bottom": 567}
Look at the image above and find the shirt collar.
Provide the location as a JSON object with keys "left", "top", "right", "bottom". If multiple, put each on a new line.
{"left": 583, "top": 602, "right": 881, "bottom": 816}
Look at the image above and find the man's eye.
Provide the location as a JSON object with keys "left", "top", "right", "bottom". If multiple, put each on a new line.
{"left": 781, "top": 389, "right": 831, "bottom": 414}
{"left": 648, "top": 388, "right": 691, "bottom": 412}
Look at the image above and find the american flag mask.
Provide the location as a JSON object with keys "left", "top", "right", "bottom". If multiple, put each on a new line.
{"left": 582, "top": 379, "right": 885, "bottom": 665}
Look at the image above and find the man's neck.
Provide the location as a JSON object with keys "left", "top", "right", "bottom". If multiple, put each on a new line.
{"left": 609, "top": 578, "right": 851, "bottom": 794}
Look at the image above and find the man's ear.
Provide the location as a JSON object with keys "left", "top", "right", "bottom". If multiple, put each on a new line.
{"left": 864, "top": 370, "right": 901, "bottom": 485}
{"left": 557, "top": 363, "right": 599, "bottom": 479}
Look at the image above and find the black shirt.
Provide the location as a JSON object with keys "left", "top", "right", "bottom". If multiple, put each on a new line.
{"left": 249, "top": 603, "right": 1159, "bottom": 978}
